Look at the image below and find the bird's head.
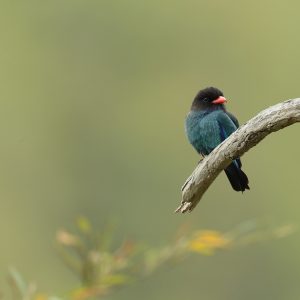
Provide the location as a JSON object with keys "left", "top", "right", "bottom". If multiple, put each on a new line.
{"left": 191, "top": 87, "right": 227, "bottom": 110}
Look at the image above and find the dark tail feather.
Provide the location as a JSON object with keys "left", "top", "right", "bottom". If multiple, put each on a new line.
{"left": 225, "top": 161, "right": 250, "bottom": 192}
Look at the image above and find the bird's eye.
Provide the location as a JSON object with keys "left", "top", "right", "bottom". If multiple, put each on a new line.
{"left": 202, "top": 98, "right": 209, "bottom": 102}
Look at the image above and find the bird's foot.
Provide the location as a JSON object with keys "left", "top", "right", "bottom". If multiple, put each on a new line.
{"left": 197, "top": 158, "right": 204, "bottom": 165}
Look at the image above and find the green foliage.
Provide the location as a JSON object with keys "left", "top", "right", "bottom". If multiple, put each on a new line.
{"left": 2, "top": 217, "right": 297, "bottom": 300}
{"left": 55, "top": 216, "right": 188, "bottom": 299}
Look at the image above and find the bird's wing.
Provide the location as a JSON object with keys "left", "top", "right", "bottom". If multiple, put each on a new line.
{"left": 217, "top": 112, "right": 242, "bottom": 167}
{"left": 198, "top": 111, "right": 237, "bottom": 154}
{"left": 188, "top": 111, "right": 239, "bottom": 156}
{"left": 226, "top": 111, "right": 239, "bottom": 128}
{"left": 216, "top": 111, "right": 238, "bottom": 139}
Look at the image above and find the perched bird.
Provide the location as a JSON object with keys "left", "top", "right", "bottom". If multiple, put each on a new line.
{"left": 185, "top": 87, "right": 249, "bottom": 192}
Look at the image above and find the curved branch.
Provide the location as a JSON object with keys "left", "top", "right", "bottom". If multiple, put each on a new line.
{"left": 175, "top": 98, "right": 300, "bottom": 214}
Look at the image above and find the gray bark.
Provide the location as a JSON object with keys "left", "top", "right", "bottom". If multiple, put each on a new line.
{"left": 176, "top": 98, "right": 300, "bottom": 213}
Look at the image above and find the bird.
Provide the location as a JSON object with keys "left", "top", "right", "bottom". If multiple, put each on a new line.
{"left": 185, "top": 87, "right": 249, "bottom": 192}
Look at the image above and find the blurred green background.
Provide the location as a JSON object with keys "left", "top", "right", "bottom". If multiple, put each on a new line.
{"left": 0, "top": 0, "right": 300, "bottom": 299}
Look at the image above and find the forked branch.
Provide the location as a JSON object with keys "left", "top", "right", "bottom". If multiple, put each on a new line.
{"left": 176, "top": 98, "right": 300, "bottom": 213}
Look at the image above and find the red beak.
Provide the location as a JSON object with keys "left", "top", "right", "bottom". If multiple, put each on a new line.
{"left": 212, "top": 96, "right": 227, "bottom": 104}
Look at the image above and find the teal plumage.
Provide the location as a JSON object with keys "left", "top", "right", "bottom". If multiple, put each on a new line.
{"left": 185, "top": 87, "right": 249, "bottom": 192}
{"left": 186, "top": 110, "right": 237, "bottom": 155}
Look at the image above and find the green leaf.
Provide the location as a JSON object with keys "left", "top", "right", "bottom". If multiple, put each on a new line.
{"left": 76, "top": 216, "right": 92, "bottom": 234}
{"left": 101, "top": 274, "right": 132, "bottom": 287}
{"left": 8, "top": 267, "right": 27, "bottom": 297}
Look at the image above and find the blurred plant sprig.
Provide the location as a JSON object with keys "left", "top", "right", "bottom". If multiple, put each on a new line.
{"left": 2, "top": 217, "right": 297, "bottom": 300}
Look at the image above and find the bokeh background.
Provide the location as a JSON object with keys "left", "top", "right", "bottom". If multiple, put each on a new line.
{"left": 1, "top": 0, "right": 300, "bottom": 299}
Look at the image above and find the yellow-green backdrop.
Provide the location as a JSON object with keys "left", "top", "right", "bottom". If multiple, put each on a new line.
{"left": 0, "top": 1, "right": 299, "bottom": 299}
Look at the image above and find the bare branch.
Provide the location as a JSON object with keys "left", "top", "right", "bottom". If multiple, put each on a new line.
{"left": 176, "top": 98, "right": 300, "bottom": 213}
